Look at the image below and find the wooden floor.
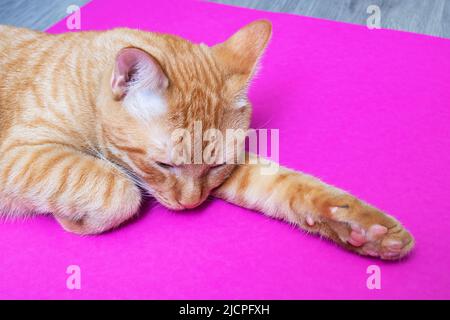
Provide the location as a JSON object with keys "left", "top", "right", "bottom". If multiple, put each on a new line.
{"left": 0, "top": 0, "right": 90, "bottom": 31}
{"left": 0, "top": 0, "right": 449, "bottom": 39}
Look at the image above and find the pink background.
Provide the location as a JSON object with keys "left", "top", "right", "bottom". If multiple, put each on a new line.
{"left": 1, "top": 0, "right": 450, "bottom": 299}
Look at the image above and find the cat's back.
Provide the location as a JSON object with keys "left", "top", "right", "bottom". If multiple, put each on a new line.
{"left": 0, "top": 25, "right": 50, "bottom": 96}
{"left": 0, "top": 26, "right": 186, "bottom": 140}
{"left": 0, "top": 25, "right": 41, "bottom": 46}
{"left": 0, "top": 26, "right": 48, "bottom": 136}
{"left": 0, "top": 26, "right": 125, "bottom": 144}
{"left": 0, "top": 25, "right": 45, "bottom": 67}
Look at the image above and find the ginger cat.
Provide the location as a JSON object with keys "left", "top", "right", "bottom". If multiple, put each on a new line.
{"left": 0, "top": 21, "right": 413, "bottom": 260}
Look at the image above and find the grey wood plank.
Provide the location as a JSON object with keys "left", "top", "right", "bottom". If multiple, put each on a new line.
{"left": 0, "top": 0, "right": 91, "bottom": 31}
{"left": 0, "top": 0, "right": 448, "bottom": 39}
{"left": 209, "top": 0, "right": 450, "bottom": 39}
{"left": 444, "top": 0, "right": 450, "bottom": 38}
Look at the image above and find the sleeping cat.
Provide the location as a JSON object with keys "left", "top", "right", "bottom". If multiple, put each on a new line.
{"left": 0, "top": 21, "right": 413, "bottom": 260}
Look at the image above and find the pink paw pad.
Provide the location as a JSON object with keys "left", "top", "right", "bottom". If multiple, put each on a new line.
{"left": 347, "top": 224, "right": 388, "bottom": 248}
{"left": 368, "top": 224, "right": 388, "bottom": 240}
{"left": 383, "top": 239, "right": 403, "bottom": 252}
{"left": 348, "top": 226, "right": 366, "bottom": 247}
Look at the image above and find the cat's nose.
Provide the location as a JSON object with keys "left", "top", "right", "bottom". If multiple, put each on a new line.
{"left": 179, "top": 200, "right": 202, "bottom": 209}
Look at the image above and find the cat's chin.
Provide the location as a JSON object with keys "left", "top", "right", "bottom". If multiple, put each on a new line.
{"left": 162, "top": 203, "right": 202, "bottom": 211}
{"left": 158, "top": 200, "right": 185, "bottom": 211}
{"left": 158, "top": 201, "right": 202, "bottom": 211}
{"left": 154, "top": 194, "right": 206, "bottom": 211}
{"left": 164, "top": 204, "right": 186, "bottom": 211}
{"left": 154, "top": 198, "right": 185, "bottom": 211}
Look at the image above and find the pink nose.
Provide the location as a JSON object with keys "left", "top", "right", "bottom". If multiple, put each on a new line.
{"left": 179, "top": 200, "right": 202, "bottom": 209}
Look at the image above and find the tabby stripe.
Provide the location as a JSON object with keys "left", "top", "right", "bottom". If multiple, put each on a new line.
{"left": 9, "top": 146, "right": 55, "bottom": 186}
{"left": 164, "top": 58, "right": 183, "bottom": 89}
{"left": 288, "top": 184, "right": 308, "bottom": 214}
{"left": 177, "top": 59, "right": 191, "bottom": 88}
{"left": 77, "top": 42, "right": 91, "bottom": 107}
{"left": 30, "top": 38, "right": 65, "bottom": 108}
{"left": 65, "top": 43, "right": 83, "bottom": 115}
{"left": 195, "top": 57, "right": 210, "bottom": 86}
{"left": 103, "top": 172, "right": 116, "bottom": 209}
{"left": 0, "top": 38, "right": 40, "bottom": 74}
{"left": 199, "top": 46, "right": 221, "bottom": 85}
{"left": 25, "top": 118, "right": 85, "bottom": 141}
{"left": 86, "top": 58, "right": 97, "bottom": 112}
{"left": 47, "top": 156, "right": 79, "bottom": 207}
{"left": 109, "top": 140, "right": 146, "bottom": 155}
{"left": 0, "top": 140, "right": 78, "bottom": 159}
{"left": 24, "top": 151, "right": 73, "bottom": 190}
{"left": 45, "top": 107, "right": 75, "bottom": 130}
{"left": 236, "top": 165, "right": 252, "bottom": 194}
{"left": 0, "top": 152, "right": 25, "bottom": 184}
{"left": 70, "top": 160, "right": 95, "bottom": 193}
{"left": 50, "top": 41, "right": 73, "bottom": 102}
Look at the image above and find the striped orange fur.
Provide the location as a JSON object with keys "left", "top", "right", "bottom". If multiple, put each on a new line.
{"left": 0, "top": 21, "right": 413, "bottom": 259}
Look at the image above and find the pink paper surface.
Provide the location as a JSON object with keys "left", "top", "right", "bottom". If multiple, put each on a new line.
{"left": 1, "top": 0, "right": 450, "bottom": 299}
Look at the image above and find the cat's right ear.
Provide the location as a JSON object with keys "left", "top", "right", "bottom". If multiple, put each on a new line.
{"left": 111, "top": 48, "right": 168, "bottom": 100}
{"left": 212, "top": 20, "right": 272, "bottom": 80}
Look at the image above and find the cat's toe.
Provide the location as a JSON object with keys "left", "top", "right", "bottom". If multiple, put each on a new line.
{"left": 348, "top": 223, "right": 414, "bottom": 260}
{"left": 347, "top": 223, "right": 387, "bottom": 247}
{"left": 55, "top": 215, "right": 87, "bottom": 235}
{"left": 348, "top": 226, "right": 367, "bottom": 247}
{"left": 379, "top": 226, "right": 414, "bottom": 260}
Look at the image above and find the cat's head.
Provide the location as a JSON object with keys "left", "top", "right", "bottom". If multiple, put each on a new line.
{"left": 97, "top": 20, "right": 272, "bottom": 210}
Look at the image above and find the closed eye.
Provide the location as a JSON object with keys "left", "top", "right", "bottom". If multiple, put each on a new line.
{"left": 155, "top": 161, "right": 174, "bottom": 169}
{"left": 211, "top": 163, "right": 226, "bottom": 169}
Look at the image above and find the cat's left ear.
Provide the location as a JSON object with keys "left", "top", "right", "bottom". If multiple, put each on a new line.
{"left": 212, "top": 20, "right": 272, "bottom": 81}
{"left": 111, "top": 47, "right": 168, "bottom": 100}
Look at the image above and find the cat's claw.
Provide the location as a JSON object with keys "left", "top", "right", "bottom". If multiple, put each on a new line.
{"left": 306, "top": 215, "right": 315, "bottom": 226}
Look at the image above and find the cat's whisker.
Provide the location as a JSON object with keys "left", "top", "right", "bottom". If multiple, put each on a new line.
{"left": 254, "top": 116, "right": 274, "bottom": 130}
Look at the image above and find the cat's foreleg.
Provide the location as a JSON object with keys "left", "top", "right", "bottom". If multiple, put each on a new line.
{"left": 0, "top": 143, "right": 141, "bottom": 234}
{"left": 213, "top": 153, "right": 414, "bottom": 260}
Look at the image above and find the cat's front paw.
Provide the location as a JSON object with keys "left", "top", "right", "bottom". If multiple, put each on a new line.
{"left": 314, "top": 195, "right": 414, "bottom": 260}
{"left": 54, "top": 178, "right": 142, "bottom": 235}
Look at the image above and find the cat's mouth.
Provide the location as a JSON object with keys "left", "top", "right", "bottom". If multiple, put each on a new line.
{"left": 166, "top": 201, "right": 203, "bottom": 211}
{"left": 157, "top": 200, "right": 184, "bottom": 210}
{"left": 153, "top": 195, "right": 185, "bottom": 211}
{"left": 152, "top": 190, "right": 207, "bottom": 211}
{"left": 156, "top": 196, "right": 204, "bottom": 211}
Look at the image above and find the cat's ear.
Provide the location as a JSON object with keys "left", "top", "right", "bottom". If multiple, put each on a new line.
{"left": 212, "top": 20, "right": 272, "bottom": 79}
{"left": 111, "top": 47, "right": 168, "bottom": 100}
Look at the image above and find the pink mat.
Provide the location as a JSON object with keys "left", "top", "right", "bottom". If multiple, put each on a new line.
{"left": 1, "top": 0, "right": 450, "bottom": 299}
